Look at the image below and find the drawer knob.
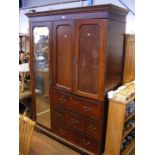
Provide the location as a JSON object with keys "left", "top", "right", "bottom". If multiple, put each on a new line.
{"left": 59, "top": 98, "right": 63, "bottom": 101}
{"left": 88, "top": 124, "right": 96, "bottom": 131}
{"left": 83, "top": 106, "right": 90, "bottom": 112}
{"left": 55, "top": 112, "right": 63, "bottom": 118}
{"left": 82, "top": 139, "right": 90, "bottom": 146}
{"left": 58, "top": 98, "right": 66, "bottom": 104}
{"left": 70, "top": 118, "right": 78, "bottom": 124}
{"left": 60, "top": 128, "right": 66, "bottom": 135}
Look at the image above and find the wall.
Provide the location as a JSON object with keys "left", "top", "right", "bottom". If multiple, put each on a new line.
{"left": 22, "top": 0, "right": 81, "bottom": 8}
{"left": 19, "top": 0, "right": 135, "bottom": 34}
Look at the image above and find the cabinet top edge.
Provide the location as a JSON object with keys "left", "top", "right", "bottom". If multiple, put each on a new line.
{"left": 26, "top": 4, "right": 128, "bottom": 18}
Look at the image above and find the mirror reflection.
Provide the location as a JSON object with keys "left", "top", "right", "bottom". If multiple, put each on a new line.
{"left": 33, "top": 27, "right": 51, "bottom": 128}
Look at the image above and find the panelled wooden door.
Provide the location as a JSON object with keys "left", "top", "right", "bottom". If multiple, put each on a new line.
{"left": 75, "top": 19, "right": 108, "bottom": 101}
{"left": 53, "top": 21, "right": 75, "bottom": 92}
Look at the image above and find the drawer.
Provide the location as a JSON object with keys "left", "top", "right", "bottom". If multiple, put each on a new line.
{"left": 52, "top": 122, "right": 69, "bottom": 140}
{"left": 69, "top": 130, "right": 99, "bottom": 154}
{"left": 66, "top": 111, "right": 84, "bottom": 132}
{"left": 70, "top": 98, "right": 101, "bottom": 119}
{"left": 53, "top": 90, "right": 70, "bottom": 107}
{"left": 78, "top": 136, "right": 99, "bottom": 154}
{"left": 52, "top": 122, "right": 100, "bottom": 154}
{"left": 85, "top": 119, "right": 102, "bottom": 140}
{"left": 52, "top": 107, "right": 65, "bottom": 123}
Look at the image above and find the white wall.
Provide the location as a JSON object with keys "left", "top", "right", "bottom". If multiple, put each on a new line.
{"left": 94, "top": 0, "right": 135, "bottom": 33}
{"left": 19, "top": 1, "right": 83, "bottom": 34}
{"left": 19, "top": 0, "right": 135, "bottom": 34}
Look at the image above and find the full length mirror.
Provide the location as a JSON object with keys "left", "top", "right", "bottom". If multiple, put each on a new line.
{"left": 33, "top": 27, "right": 51, "bottom": 128}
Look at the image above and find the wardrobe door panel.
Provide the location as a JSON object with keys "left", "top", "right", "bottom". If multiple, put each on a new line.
{"left": 75, "top": 19, "right": 108, "bottom": 101}
{"left": 53, "top": 21, "right": 75, "bottom": 92}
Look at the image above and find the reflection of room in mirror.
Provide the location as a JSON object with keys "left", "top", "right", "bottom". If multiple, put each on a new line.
{"left": 36, "top": 95, "right": 51, "bottom": 128}
{"left": 34, "top": 27, "right": 49, "bottom": 71}
{"left": 34, "top": 27, "right": 49, "bottom": 44}
{"left": 33, "top": 26, "right": 51, "bottom": 129}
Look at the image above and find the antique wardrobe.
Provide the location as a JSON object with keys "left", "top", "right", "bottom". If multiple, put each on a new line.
{"left": 26, "top": 4, "right": 128, "bottom": 155}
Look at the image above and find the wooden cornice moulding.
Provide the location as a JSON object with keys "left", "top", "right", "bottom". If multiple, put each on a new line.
{"left": 26, "top": 4, "right": 128, "bottom": 17}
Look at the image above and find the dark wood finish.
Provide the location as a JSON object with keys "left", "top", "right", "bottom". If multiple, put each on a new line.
{"left": 53, "top": 122, "right": 69, "bottom": 140}
{"left": 53, "top": 21, "right": 75, "bottom": 92}
{"left": 85, "top": 119, "right": 101, "bottom": 140}
{"left": 27, "top": 4, "right": 128, "bottom": 155}
{"left": 123, "top": 34, "right": 135, "bottom": 84}
{"left": 26, "top": 4, "right": 128, "bottom": 19}
{"left": 105, "top": 20, "right": 126, "bottom": 92}
{"left": 27, "top": 11, "right": 126, "bottom": 24}
{"left": 53, "top": 122, "right": 100, "bottom": 154}
{"left": 36, "top": 124, "right": 95, "bottom": 155}
{"left": 53, "top": 89, "right": 101, "bottom": 119}
{"left": 66, "top": 111, "right": 85, "bottom": 132}
{"left": 77, "top": 136, "right": 99, "bottom": 154}
{"left": 75, "top": 19, "right": 107, "bottom": 100}
{"left": 52, "top": 107, "right": 65, "bottom": 123}
{"left": 53, "top": 89, "right": 71, "bottom": 107}
{"left": 71, "top": 97, "right": 101, "bottom": 120}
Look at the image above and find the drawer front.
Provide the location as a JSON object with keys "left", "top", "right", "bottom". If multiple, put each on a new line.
{"left": 78, "top": 136, "right": 99, "bottom": 154}
{"left": 52, "top": 122, "right": 100, "bottom": 154}
{"left": 53, "top": 90, "right": 70, "bottom": 107}
{"left": 69, "top": 129, "right": 99, "bottom": 154}
{"left": 85, "top": 119, "right": 101, "bottom": 140}
{"left": 53, "top": 107, "right": 65, "bottom": 123}
{"left": 52, "top": 122, "right": 69, "bottom": 140}
{"left": 70, "top": 98, "right": 101, "bottom": 119}
{"left": 66, "top": 111, "right": 84, "bottom": 132}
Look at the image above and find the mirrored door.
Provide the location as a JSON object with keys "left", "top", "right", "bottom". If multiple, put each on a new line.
{"left": 33, "top": 26, "right": 51, "bottom": 128}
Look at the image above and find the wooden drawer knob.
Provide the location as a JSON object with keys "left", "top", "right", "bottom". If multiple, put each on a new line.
{"left": 83, "top": 106, "right": 90, "bottom": 112}
{"left": 70, "top": 118, "right": 78, "bottom": 124}
{"left": 88, "top": 124, "right": 96, "bottom": 131}
{"left": 82, "top": 139, "right": 90, "bottom": 146}
{"left": 59, "top": 98, "right": 63, "bottom": 101}
{"left": 58, "top": 98, "right": 66, "bottom": 104}
{"left": 60, "top": 128, "right": 66, "bottom": 135}
{"left": 55, "top": 112, "right": 63, "bottom": 118}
